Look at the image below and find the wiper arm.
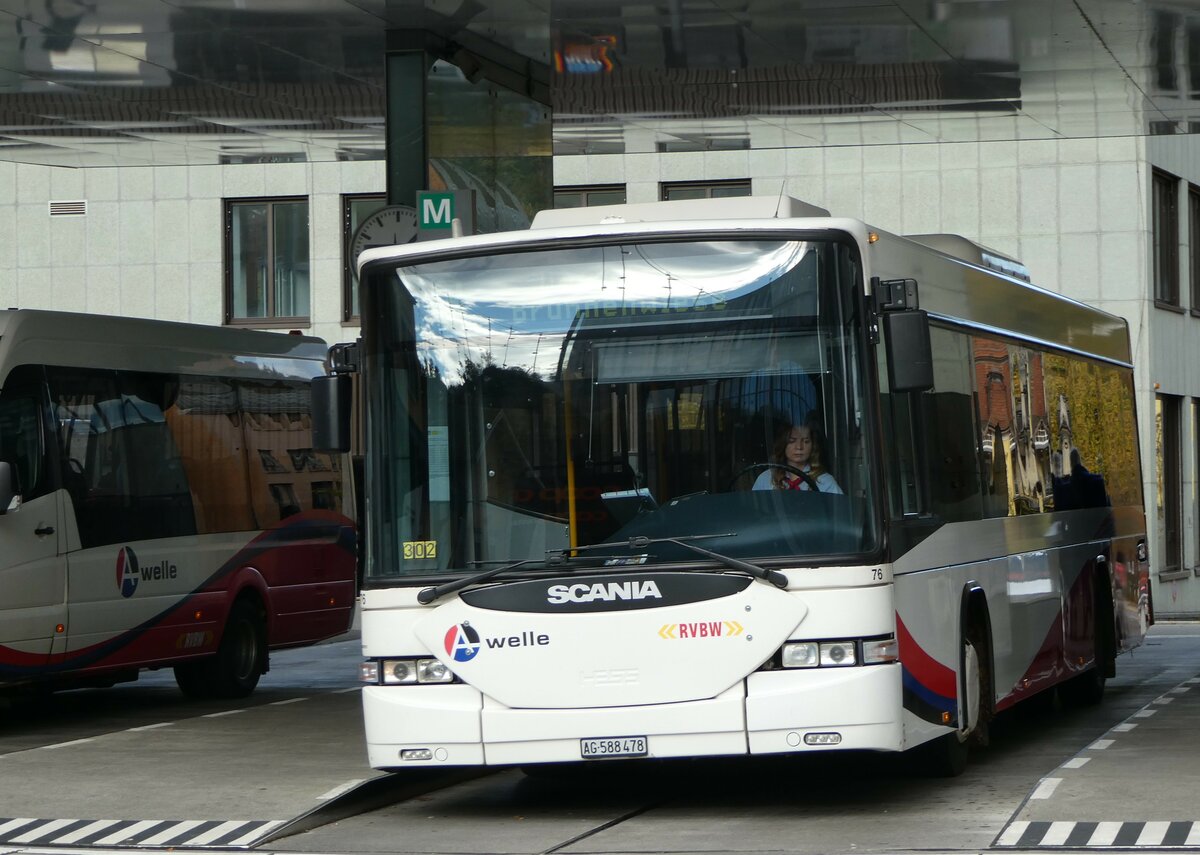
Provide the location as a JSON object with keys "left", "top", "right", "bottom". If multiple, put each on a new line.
{"left": 418, "top": 558, "right": 545, "bottom": 605}
{"left": 554, "top": 533, "right": 788, "bottom": 589}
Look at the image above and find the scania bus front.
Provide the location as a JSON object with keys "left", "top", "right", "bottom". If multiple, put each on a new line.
{"left": 354, "top": 219, "right": 898, "bottom": 769}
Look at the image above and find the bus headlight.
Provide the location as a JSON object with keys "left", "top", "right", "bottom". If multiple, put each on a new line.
{"left": 781, "top": 642, "right": 820, "bottom": 668}
{"left": 417, "top": 658, "right": 454, "bottom": 683}
{"left": 382, "top": 659, "right": 417, "bottom": 684}
{"left": 366, "top": 657, "right": 460, "bottom": 685}
{"left": 819, "top": 641, "right": 857, "bottom": 666}
{"left": 776, "top": 635, "right": 895, "bottom": 669}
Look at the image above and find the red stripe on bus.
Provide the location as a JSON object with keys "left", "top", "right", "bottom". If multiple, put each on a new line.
{"left": 896, "top": 616, "right": 956, "bottom": 698}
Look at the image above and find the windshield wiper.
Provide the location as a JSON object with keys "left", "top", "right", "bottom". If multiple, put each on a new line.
{"left": 417, "top": 552, "right": 618, "bottom": 605}
{"left": 552, "top": 533, "right": 788, "bottom": 589}
{"left": 417, "top": 558, "right": 545, "bottom": 605}
{"left": 418, "top": 533, "right": 787, "bottom": 605}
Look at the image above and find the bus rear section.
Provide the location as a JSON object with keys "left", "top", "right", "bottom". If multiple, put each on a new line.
{"left": 0, "top": 309, "right": 357, "bottom": 697}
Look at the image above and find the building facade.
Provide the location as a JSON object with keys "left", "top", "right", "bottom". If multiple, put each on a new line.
{"left": 4, "top": 131, "right": 1200, "bottom": 614}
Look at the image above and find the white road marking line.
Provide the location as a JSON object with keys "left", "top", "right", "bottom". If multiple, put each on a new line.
{"left": 53, "top": 819, "right": 121, "bottom": 844}
{"left": 1186, "top": 823, "right": 1200, "bottom": 845}
{"left": 1061, "top": 757, "right": 1090, "bottom": 769}
{"left": 1153, "top": 696, "right": 1175, "bottom": 704}
{"left": 1133, "top": 708, "right": 1158, "bottom": 718}
{"left": 226, "top": 820, "right": 285, "bottom": 847}
{"left": 317, "top": 778, "right": 365, "bottom": 801}
{"left": 1137, "top": 821, "right": 1172, "bottom": 845}
{"left": 185, "top": 820, "right": 248, "bottom": 846}
{"left": 996, "top": 821, "right": 1029, "bottom": 846}
{"left": 91, "top": 820, "right": 161, "bottom": 845}
{"left": 1088, "top": 821, "right": 1123, "bottom": 846}
{"left": 1112, "top": 722, "right": 1138, "bottom": 731}
{"left": 269, "top": 698, "right": 307, "bottom": 706}
{"left": 1030, "top": 777, "right": 1062, "bottom": 799}
{"left": 38, "top": 738, "right": 94, "bottom": 750}
{"left": 0, "top": 819, "right": 37, "bottom": 837}
{"left": 140, "top": 820, "right": 207, "bottom": 846}
{"left": 9, "top": 819, "right": 76, "bottom": 844}
{"left": 1041, "top": 821, "right": 1076, "bottom": 846}
{"left": 333, "top": 686, "right": 360, "bottom": 693}
{"left": 201, "top": 709, "right": 245, "bottom": 718}
{"left": 1089, "top": 738, "right": 1115, "bottom": 750}
{"left": 1170, "top": 686, "right": 1191, "bottom": 693}
{"left": 126, "top": 722, "right": 174, "bottom": 732}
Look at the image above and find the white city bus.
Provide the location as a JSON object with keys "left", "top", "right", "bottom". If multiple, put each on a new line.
{"left": 327, "top": 196, "right": 1149, "bottom": 775}
{"left": 0, "top": 310, "right": 357, "bottom": 698}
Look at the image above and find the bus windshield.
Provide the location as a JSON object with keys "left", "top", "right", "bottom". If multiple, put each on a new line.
{"left": 363, "top": 235, "right": 878, "bottom": 580}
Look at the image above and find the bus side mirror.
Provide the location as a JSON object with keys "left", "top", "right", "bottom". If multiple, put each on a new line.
{"left": 312, "top": 374, "right": 353, "bottom": 453}
{"left": 0, "top": 461, "right": 15, "bottom": 514}
{"left": 883, "top": 310, "right": 934, "bottom": 393}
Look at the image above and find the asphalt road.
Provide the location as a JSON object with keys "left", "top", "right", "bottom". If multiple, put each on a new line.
{"left": 1, "top": 625, "right": 1199, "bottom": 855}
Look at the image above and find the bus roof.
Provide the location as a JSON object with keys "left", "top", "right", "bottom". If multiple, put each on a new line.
{"left": 0, "top": 309, "right": 329, "bottom": 380}
{"left": 358, "top": 196, "right": 1131, "bottom": 366}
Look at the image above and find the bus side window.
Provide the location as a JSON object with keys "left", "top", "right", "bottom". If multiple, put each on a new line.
{"left": 0, "top": 365, "right": 51, "bottom": 501}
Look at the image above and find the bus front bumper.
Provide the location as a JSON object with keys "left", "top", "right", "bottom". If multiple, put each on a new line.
{"left": 363, "top": 663, "right": 903, "bottom": 768}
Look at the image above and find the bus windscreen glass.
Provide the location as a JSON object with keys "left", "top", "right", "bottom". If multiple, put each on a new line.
{"left": 363, "top": 236, "right": 878, "bottom": 580}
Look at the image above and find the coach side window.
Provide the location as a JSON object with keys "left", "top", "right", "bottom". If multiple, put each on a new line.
{"left": 0, "top": 365, "right": 53, "bottom": 502}
{"left": 49, "top": 367, "right": 197, "bottom": 549}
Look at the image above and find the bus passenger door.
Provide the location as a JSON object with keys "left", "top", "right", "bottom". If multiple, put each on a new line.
{"left": 0, "top": 365, "right": 66, "bottom": 672}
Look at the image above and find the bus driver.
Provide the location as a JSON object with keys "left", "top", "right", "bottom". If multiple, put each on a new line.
{"left": 752, "top": 422, "right": 842, "bottom": 494}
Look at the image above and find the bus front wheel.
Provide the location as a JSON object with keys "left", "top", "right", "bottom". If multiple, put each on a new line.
{"left": 174, "top": 598, "right": 266, "bottom": 699}
{"left": 918, "top": 633, "right": 985, "bottom": 777}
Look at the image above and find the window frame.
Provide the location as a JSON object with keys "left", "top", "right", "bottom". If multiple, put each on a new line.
{"left": 342, "top": 193, "right": 387, "bottom": 324}
{"left": 224, "top": 195, "right": 311, "bottom": 327}
{"left": 1158, "top": 393, "right": 1183, "bottom": 576}
{"left": 552, "top": 185, "right": 627, "bottom": 209}
{"left": 1153, "top": 169, "right": 1181, "bottom": 309}
{"left": 1190, "top": 184, "right": 1200, "bottom": 315}
{"left": 660, "top": 180, "right": 752, "bottom": 201}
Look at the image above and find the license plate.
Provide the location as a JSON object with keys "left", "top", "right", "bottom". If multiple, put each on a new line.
{"left": 580, "top": 736, "right": 648, "bottom": 759}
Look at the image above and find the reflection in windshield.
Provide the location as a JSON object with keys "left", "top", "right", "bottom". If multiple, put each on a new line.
{"left": 363, "top": 236, "right": 877, "bottom": 580}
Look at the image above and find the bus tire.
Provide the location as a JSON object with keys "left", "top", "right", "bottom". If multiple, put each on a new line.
{"left": 1061, "top": 575, "right": 1114, "bottom": 707}
{"left": 919, "top": 627, "right": 988, "bottom": 777}
{"left": 173, "top": 661, "right": 209, "bottom": 698}
{"left": 173, "top": 598, "right": 266, "bottom": 699}
{"left": 208, "top": 597, "right": 266, "bottom": 698}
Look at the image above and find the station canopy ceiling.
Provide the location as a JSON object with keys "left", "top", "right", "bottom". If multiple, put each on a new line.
{"left": 0, "top": 0, "right": 1196, "bottom": 168}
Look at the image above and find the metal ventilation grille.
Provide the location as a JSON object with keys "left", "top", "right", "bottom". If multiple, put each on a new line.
{"left": 48, "top": 200, "right": 87, "bottom": 217}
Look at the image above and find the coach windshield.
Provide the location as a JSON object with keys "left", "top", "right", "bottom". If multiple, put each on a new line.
{"left": 362, "top": 235, "right": 877, "bottom": 581}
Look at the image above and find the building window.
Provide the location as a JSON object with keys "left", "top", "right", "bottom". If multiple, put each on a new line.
{"left": 661, "top": 180, "right": 752, "bottom": 201}
{"left": 1195, "top": 399, "right": 1200, "bottom": 571}
{"left": 1157, "top": 394, "right": 1183, "bottom": 573}
{"left": 225, "top": 197, "right": 310, "bottom": 325}
{"left": 343, "top": 194, "right": 386, "bottom": 322}
{"left": 554, "top": 185, "right": 626, "bottom": 208}
{"left": 1153, "top": 169, "right": 1180, "bottom": 307}
{"left": 1190, "top": 185, "right": 1200, "bottom": 313}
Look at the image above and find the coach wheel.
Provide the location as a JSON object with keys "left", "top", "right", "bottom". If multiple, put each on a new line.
{"left": 173, "top": 598, "right": 266, "bottom": 699}
{"left": 919, "top": 636, "right": 983, "bottom": 777}
{"left": 727, "top": 462, "right": 819, "bottom": 492}
{"left": 1061, "top": 578, "right": 1114, "bottom": 707}
{"left": 208, "top": 598, "right": 266, "bottom": 698}
{"left": 173, "top": 661, "right": 209, "bottom": 698}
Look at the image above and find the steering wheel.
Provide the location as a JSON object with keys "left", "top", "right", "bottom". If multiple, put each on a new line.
{"left": 728, "top": 462, "right": 820, "bottom": 493}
